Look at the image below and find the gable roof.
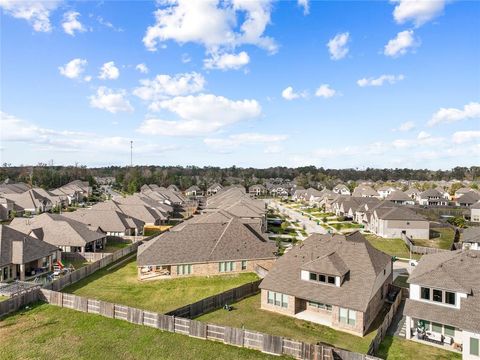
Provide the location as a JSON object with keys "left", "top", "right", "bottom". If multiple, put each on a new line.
{"left": 375, "top": 207, "right": 426, "bottom": 221}
{"left": 457, "top": 191, "right": 480, "bottom": 204}
{"left": 259, "top": 232, "right": 392, "bottom": 312}
{"left": 63, "top": 208, "right": 144, "bottom": 232}
{"left": 462, "top": 227, "right": 480, "bottom": 244}
{"left": 386, "top": 190, "right": 412, "bottom": 202}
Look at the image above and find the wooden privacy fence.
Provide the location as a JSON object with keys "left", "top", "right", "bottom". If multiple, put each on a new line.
{"left": 0, "top": 287, "right": 40, "bottom": 318}
{"left": 401, "top": 233, "right": 450, "bottom": 255}
{"left": 61, "top": 251, "right": 111, "bottom": 263}
{"left": 367, "top": 286, "right": 403, "bottom": 356}
{"left": 43, "top": 242, "right": 142, "bottom": 292}
{"left": 165, "top": 279, "right": 262, "bottom": 318}
{"left": 37, "top": 289, "right": 385, "bottom": 360}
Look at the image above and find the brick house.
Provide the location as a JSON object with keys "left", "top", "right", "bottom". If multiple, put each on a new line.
{"left": 259, "top": 232, "right": 392, "bottom": 336}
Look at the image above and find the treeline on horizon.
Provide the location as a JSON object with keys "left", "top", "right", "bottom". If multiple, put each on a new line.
{"left": 1, "top": 164, "right": 478, "bottom": 194}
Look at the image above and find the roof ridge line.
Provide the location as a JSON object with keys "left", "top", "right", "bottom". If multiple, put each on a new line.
{"left": 207, "top": 217, "right": 234, "bottom": 260}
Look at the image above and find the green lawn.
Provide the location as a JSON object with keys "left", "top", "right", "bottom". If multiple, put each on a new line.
{"left": 365, "top": 235, "right": 421, "bottom": 260}
{"left": 197, "top": 294, "right": 377, "bottom": 354}
{"left": 331, "top": 222, "right": 364, "bottom": 231}
{"left": 0, "top": 295, "right": 8, "bottom": 302}
{"left": 63, "top": 259, "right": 259, "bottom": 314}
{"left": 102, "top": 241, "right": 131, "bottom": 253}
{"left": 0, "top": 303, "right": 282, "bottom": 360}
{"left": 414, "top": 227, "right": 455, "bottom": 250}
{"left": 393, "top": 275, "right": 409, "bottom": 289}
{"left": 377, "top": 336, "right": 461, "bottom": 360}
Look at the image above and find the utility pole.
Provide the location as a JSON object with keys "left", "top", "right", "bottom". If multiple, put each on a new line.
{"left": 130, "top": 141, "right": 133, "bottom": 167}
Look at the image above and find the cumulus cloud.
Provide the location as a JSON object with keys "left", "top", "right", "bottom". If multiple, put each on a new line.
{"left": 133, "top": 72, "right": 205, "bottom": 108}
{"left": 392, "top": 0, "right": 446, "bottom": 27}
{"left": 59, "top": 58, "right": 88, "bottom": 79}
{"left": 327, "top": 32, "right": 350, "bottom": 60}
{"left": 204, "top": 51, "right": 250, "bottom": 70}
{"left": 0, "top": 0, "right": 61, "bottom": 32}
{"left": 298, "top": 0, "right": 309, "bottom": 15}
{"left": 357, "top": 74, "right": 404, "bottom": 87}
{"left": 89, "top": 87, "right": 134, "bottom": 113}
{"left": 98, "top": 61, "right": 120, "bottom": 80}
{"left": 393, "top": 121, "right": 415, "bottom": 132}
{"left": 204, "top": 133, "right": 287, "bottom": 152}
{"left": 384, "top": 30, "right": 419, "bottom": 57}
{"left": 393, "top": 131, "right": 443, "bottom": 149}
{"left": 281, "top": 86, "right": 307, "bottom": 101}
{"left": 315, "top": 84, "right": 337, "bottom": 98}
{"left": 428, "top": 102, "right": 480, "bottom": 127}
{"left": 135, "top": 63, "right": 149, "bottom": 74}
{"left": 137, "top": 94, "right": 261, "bottom": 136}
{"left": 452, "top": 131, "right": 480, "bottom": 144}
{"left": 143, "top": 0, "right": 277, "bottom": 56}
{"left": 62, "top": 11, "right": 86, "bottom": 36}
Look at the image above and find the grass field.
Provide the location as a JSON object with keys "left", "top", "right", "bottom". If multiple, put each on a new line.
{"left": 0, "top": 303, "right": 282, "bottom": 360}
{"left": 364, "top": 235, "right": 421, "bottom": 260}
{"left": 0, "top": 296, "right": 8, "bottom": 302}
{"left": 197, "top": 293, "right": 378, "bottom": 354}
{"left": 414, "top": 227, "right": 455, "bottom": 250}
{"left": 331, "top": 222, "right": 364, "bottom": 231}
{"left": 377, "top": 336, "right": 461, "bottom": 360}
{"left": 102, "top": 242, "right": 131, "bottom": 253}
{"left": 63, "top": 259, "right": 259, "bottom": 314}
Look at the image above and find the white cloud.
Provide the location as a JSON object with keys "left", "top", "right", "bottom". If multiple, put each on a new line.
{"left": 204, "top": 133, "right": 287, "bottom": 152}
{"left": 315, "top": 84, "right": 337, "bottom": 98}
{"left": 357, "top": 74, "right": 404, "bottom": 87}
{"left": 298, "top": 0, "right": 309, "bottom": 15}
{"left": 428, "top": 102, "right": 480, "bottom": 126}
{"left": 59, "top": 58, "right": 88, "bottom": 79}
{"left": 452, "top": 131, "right": 480, "bottom": 144}
{"left": 181, "top": 53, "right": 191, "bottom": 63}
{"left": 392, "top": 0, "right": 446, "bottom": 27}
{"left": 204, "top": 51, "right": 250, "bottom": 70}
{"left": 62, "top": 11, "right": 86, "bottom": 36}
{"left": 0, "top": 0, "right": 61, "bottom": 32}
{"left": 384, "top": 30, "right": 419, "bottom": 57}
{"left": 264, "top": 144, "right": 282, "bottom": 154}
{"left": 394, "top": 121, "right": 415, "bottom": 132}
{"left": 327, "top": 32, "right": 350, "bottom": 60}
{"left": 137, "top": 94, "right": 261, "bottom": 136}
{"left": 135, "top": 63, "right": 149, "bottom": 74}
{"left": 143, "top": 0, "right": 277, "bottom": 55}
{"left": 89, "top": 87, "right": 134, "bottom": 113}
{"left": 98, "top": 61, "right": 120, "bottom": 80}
{"left": 133, "top": 72, "right": 205, "bottom": 107}
{"left": 281, "top": 86, "right": 307, "bottom": 101}
{"left": 393, "top": 131, "right": 443, "bottom": 148}
{"left": 417, "top": 131, "right": 430, "bottom": 140}
{"left": 84, "top": 75, "right": 92, "bottom": 82}
{"left": 96, "top": 16, "right": 123, "bottom": 32}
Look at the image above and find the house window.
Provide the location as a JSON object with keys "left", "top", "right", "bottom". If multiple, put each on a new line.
{"left": 432, "top": 323, "right": 442, "bottom": 333}
{"left": 308, "top": 301, "right": 332, "bottom": 311}
{"left": 420, "top": 287, "right": 430, "bottom": 300}
{"left": 432, "top": 289, "right": 443, "bottom": 302}
{"left": 176, "top": 264, "right": 192, "bottom": 275}
{"left": 267, "top": 291, "right": 274, "bottom": 305}
{"left": 319, "top": 274, "right": 326, "bottom": 282}
{"left": 309, "top": 272, "right": 317, "bottom": 281}
{"left": 470, "top": 338, "right": 479, "bottom": 356}
{"left": 268, "top": 291, "right": 288, "bottom": 309}
{"left": 241, "top": 261, "right": 247, "bottom": 270}
{"left": 219, "top": 261, "right": 235, "bottom": 273}
{"left": 339, "top": 308, "right": 356, "bottom": 326}
{"left": 328, "top": 276, "right": 335, "bottom": 285}
{"left": 348, "top": 310, "right": 356, "bottom": 326}
{"left": 445, "top": 292, "right": 456, "bottom": 305}
{"left": 339, "top": 308, "right": 348, "bottom": 324}
{"left": 444, "top": 325, "right": 455, "bottom": 337}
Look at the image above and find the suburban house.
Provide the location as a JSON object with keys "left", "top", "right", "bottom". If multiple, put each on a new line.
{"left": 259, "top": 232, "right": 392, "bottom": 336}
{"left": 0, "top": 181, "right": 30, "bottom": 195}
{"left": 2, "top": 189, "right": 54, "bottom": 215}
{"left": 368, "top": 207, "right": 429, "bottom": 239}
{"left": 51, "top": 180, "right": 91, "bottom": 204}
{"left": 0, "top": 225, "right": 59, "bottom": 282}
{"left": 333, "top": 184, "right": 351, "bottom": 196}
{"left": 292, "top": 188, "right": 307, "bottom": 201}
{"left": 167, "top": 184, "right": 180, "bottom": 192}
{"left": 352, "top": 185, "right": 379, "bottom": 198}
{"left": 386, "top": 190, "right": 416, "bottom": 205}
{"left": 377, "top": 186, "right": 397, "bottom": 199}
{"left": 92, "top": 200, "right": 166, "bottom": 226}
{"left": 455, "top": 188, "right": 479, "bottom": 200}
{"left": 136, "top": 217, "right": 277, "bottom": 280}
{"left": 0, "top": 197, "right": 14, "bottom": 221}
{"left": 418, "top": 189, "right": 449, "bottom": 206}
{"left": 456, "top": 192, "right": 480, "bottom": 207}
{"left": 461, "top": 227, "right": 480, "bottom": 251}
{"left": 249, "top": 184, "right": 267, "bottom": 197}
{"left": 207, "top": 183, "right": 223, "bottom": 196}
{"left": 404, "top": 250, "right": 480, "bottom": 359}
{"left": 471, "top": 201, "right": 480, "bottom": 223}
{"left": 185, "top": 185, "right": 203, "bottom": 197}
{"left": 405, "top": 188, "right": 421, "bottom": 201}
{"left": 9, "top": 213, "right": 107, "bottom": 253}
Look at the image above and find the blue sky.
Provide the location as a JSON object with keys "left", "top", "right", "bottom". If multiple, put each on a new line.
{"left": 1, "top": 0, "right": 479, "bottom": 169}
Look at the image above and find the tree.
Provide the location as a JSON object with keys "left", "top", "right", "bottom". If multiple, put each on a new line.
{"left": 449, "top": 182, "right": 463, "bottom": 196}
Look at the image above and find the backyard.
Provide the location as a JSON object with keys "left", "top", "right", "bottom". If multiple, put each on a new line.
{"left": 63, "top": 259, "right": 259, "bottom": 314}
{"left": 377, "top": 336, "right": 461, "bottom": 360}
{"left": 414, "top": 227, "right": 455, "bottom": 250}
{"left": 364, "top": 235, "right": 421, "bottom": 260}
{"left": 102, "top": 241, "right": 131, "bottom": 253}
{"left": 0, "top": 303, "right": 281, "bottom": 360}
{"left": 197, "top": 293, "right": 378, "bottom": 354}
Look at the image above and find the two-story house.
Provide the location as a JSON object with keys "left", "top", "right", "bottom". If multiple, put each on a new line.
{"left": 404, "top": 250, "right": 480, "bottom": 359}
{"left": 259, "top": 232, "right": 392, "bottom": 336}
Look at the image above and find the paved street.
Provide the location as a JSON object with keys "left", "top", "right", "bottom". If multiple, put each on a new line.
{"left": 265, "top": 199, "right": 327, "bottom": 235}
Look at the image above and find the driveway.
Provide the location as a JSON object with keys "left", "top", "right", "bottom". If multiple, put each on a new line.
{"left": 265, "top": 199, "right": 327, "bottom": 235}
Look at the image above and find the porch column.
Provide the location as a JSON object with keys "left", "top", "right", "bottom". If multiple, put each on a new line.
{"left": 93, "top": 242, "right": 96, "bottom": 253}
{"left": 405, "top": 316, "right": 412, "bottom": 339}
{"left": 80, "top": 246, "right": 85, "bottom": 253}
{"left": 19, "top": 264, "right": 25, "bottom": 281}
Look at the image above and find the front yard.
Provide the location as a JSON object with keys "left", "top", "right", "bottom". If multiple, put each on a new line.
{"left": 377, "top": 336, "right": 461, "bottom": 360}
{"left": 63, "top": 259, "right": 259, "bottom": 314}
{"left": 197, "top": 293, "right": 377, "bottom": 354}
{"left": 0, "top": 303, "right": 281, "bottom": 360}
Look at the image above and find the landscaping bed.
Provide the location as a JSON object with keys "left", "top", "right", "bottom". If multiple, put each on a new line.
{"left": 196, "top": 293, "right": 377, "bottom": 354}
{"left": 63, "top": 259, "right": 259, "bottom": 314}
{"left": 0, "top": 303, "right": 280, "bottom": 360}
{"left": 377, "top": 336, "right": 461, "bottom": 360}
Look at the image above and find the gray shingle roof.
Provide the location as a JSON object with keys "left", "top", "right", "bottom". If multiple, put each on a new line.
{"left": 386, "top": 190, "right": 412, "bottom": 202}
{"left": 462, "top": 227, "right": 480, "bottom": 244}
{"left": 259, "top": 232, "right": 392, "bottom": 312}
